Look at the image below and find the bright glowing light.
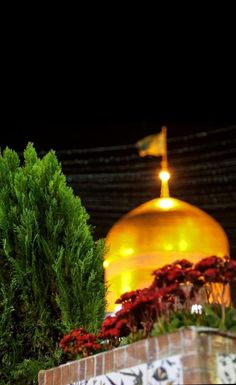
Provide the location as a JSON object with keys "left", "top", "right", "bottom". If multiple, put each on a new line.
{"left": 179, "top": 240, "right": 188, "bottom": 251}
{"left": 159, "top": 170, "right": 170, "bottom": 182}
{"left": 103, "top": 260, "right": 110, "bottom": 268}
{"left": 158, "top": 198, "right": 173, "bottom": 209}
{"left": 164, "top": 243, "right": 173, "bottom": 251}
{"left": 120, "top": 247, "right": 134, "bottom": 257}
{"left": 121, "top": 271, "right": 133, "bottom": 293}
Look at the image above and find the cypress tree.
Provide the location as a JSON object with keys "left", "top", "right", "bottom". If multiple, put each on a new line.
{"left": 0, "top": 143, "right": 106, "bottom": 384}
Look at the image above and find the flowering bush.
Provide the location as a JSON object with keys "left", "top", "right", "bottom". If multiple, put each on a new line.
{"left": 60, "top": 256, "right": 236, "bottom": 358}
{"left": 59, "top": 328, "right": 102, "bottom": 358}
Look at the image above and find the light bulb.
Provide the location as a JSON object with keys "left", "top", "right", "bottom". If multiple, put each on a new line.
{"left": 159, "top": 170, "right": 170, "bottom": 181}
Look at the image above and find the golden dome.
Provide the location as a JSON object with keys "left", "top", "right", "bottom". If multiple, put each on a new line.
{"left": 105, "top": 197, "right": 230, "bottom": 311}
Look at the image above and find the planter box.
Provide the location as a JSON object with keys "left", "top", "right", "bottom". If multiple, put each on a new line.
{"left": 38, "top": 327, "right": 236, "bottom": 385}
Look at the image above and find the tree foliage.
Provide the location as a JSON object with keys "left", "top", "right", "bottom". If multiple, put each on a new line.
{"left": 0, "top": 143, "right": 106, "bottom": 384}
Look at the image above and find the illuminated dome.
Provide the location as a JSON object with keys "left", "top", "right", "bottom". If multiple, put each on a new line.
{"left": 105, "top": 197, "right": 230, "bottom": 311}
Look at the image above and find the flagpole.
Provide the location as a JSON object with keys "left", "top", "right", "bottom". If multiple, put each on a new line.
{"left": 160, "top": 126, "right": 170, "bottom": 198}
{"left": 162, "top": 126, "right": 168, "bottom": 170}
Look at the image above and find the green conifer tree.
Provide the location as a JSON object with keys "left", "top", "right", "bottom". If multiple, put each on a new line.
{"left": 0, "top": 143, "right": 106, "bottom": 385}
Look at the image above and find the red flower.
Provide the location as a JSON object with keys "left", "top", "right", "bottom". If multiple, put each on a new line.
{"left": 99, "top": 327, "right": 120, "bottom": 339}
{"left": 59, "top": 328, "right": 101, "bottom": 357}
{"left": 116, "top": 302, "right": 135, "bottom": 316}
{"left": 226, "top": 259, "right": 236, "bottom": 271}
{"left": 187, "top": 269, "right": 201, "bottom": 279}
{"left": 195, "top": 256, "right": 222, "bottom": 271}
{"left": 93, "top": 343, "right": 102, "bottom": 351}
{"left": 166, "top": 267, "right": 184, "bottom": 283}
{"left": 204, "top": 268, "right": 220, "bottom": 282}
{"left": 115, "top": 290, "right": 140, "bottom": 304}
{"left": 173, "top": 259, "right": 193, "bottom": 268}
{"left": 187, "top": 269, "right": 204, "bottom": 286}
{"left": 83, "top": 342, "right": 94, "bottom": 348}
{"left": 101, "top": 316, "right": 118, "bottom": 330}
{"left": 116, "top": 319, "right": 128, "bottom": 330}
{"left": 224, "top": 271, "right": 234, "bottom": 281}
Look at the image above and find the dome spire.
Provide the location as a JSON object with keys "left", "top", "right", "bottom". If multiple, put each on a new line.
{"left": 159, "top": 126, "right": 170, "bottom": 198}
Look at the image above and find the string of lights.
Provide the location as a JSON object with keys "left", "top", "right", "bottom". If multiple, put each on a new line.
{"left": 60, "top": 143, "right": 236, "bottom": 169}
{"left": 43, "top": 124, "right": 236, "bottom": 156}
{"left": 66, "top": 159, "right": 236, "bottom": 180}
{"left": 60, "top": 145, "right": 235, "bottom": 165}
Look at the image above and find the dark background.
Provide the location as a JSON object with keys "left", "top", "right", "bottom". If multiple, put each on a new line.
{"left": 7, "top": 116, "right": 236, "bottom": 151}
{"left": 3, "top": 117, "right": 236, "bottom": 302}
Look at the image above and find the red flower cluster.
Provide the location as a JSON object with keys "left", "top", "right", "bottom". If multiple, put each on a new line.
{"left": 109, "top": 256, "right": 236, "bottom": 342}
{"left": 60, "top": 256, "right": 236, "bottom": 358}
{"left": 194, "top": 256, "right": 236, "bottom": 284}
{"left": 152, "top": 256, "right": 236, "bottom": 287}
{"left": 153, "top": 256, "right": 236, "bottom": 302}
{"left": 98, "top": 316, "right": 129, "bottom": 349}
{"left": 111, "top": 284, "right": 188, "bottom": 339}
{"left": 59, "top": 327, "right": 102, "bottom": 357}
{"left": 115, "top": 290, "right": 141, "bottom": 304}
{"left": 151, "top": 259, "right": 193, "bottom": 289}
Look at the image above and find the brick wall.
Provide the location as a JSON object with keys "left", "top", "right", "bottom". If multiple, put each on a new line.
{"left": 38, "top": 327, "right": 236, "bottom": 385}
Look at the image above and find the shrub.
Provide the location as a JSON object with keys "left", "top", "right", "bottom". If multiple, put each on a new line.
{"left": 0, "top": 144, "right": 106, "bottom": 385}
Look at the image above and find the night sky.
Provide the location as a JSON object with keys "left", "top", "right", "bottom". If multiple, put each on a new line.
{"left": 5, "top": 114, "right": 236, "bottom": 151}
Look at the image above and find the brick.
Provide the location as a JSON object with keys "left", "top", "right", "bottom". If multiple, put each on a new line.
{"left": 95, "top": 353, "right": 104, "bottom": 376}
{"left": 61, "top": 364, "right": 70, "bottom": 385}
{"left": 168, "top": 330, "right": 182, "bottom": 355}
{"left": 211, "top": 334, "right": 227, "bottom": 354}
{"left": 182, "top": 328, "right": 197, "bottom": 351}
{"left": 45, "top": 369, "right": 53, "bottom": 385}
{"left": 201, "top": 369, "right": 215, "bottom": 384}
{"left": 79, "top": 359, "right": 85, "bottom": 381}
{"left": 69, "top": 361, "right": 79, "bottom": 383}
{"left": 113, "top": 346, "right": 126, "bottom": 371}
{"left": 104, "top": 350, "right": 113, "bottom": 373}
{"left": 135, "top": 339, "right": 148, "bottom": 363}
{"left": 198, "top": 333, "right": 211, "bottom": 355}
{"left": 86, "top": 356, "right": 95, "bottom": 379}
{"left": 53, "top": 367, "right": 62, "bottom": 385}
{"left": 231, "top": 337, "right": 236, "bottom": 353}
{"left": 148, "top": 337, "right": 158, "bottom": 362}
{"left": 157, "top": 334, "right": 169, "bottom": 357}
{"left": 38, "top": 370, "right": 45, "bottom": 385}
{"left": 198, "top": 353, "right": 215, "bottom": 370}
{"left": 126, "top": 339, "right": 148, "bottom": 366}
{"left": 226, "top": 336, "right": 233, "bottom": 354}
{"left": 127, "top": 343, "right": 137, "bottom": 367}
{"left": 183, "top": 369, "right": 202, "bottom": 384}
{"left": 182, "top": 353, "right": 199, "bottom": 370}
